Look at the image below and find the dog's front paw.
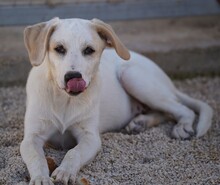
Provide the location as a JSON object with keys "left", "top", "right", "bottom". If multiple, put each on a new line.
{"left": 30, "top": 176, "right": 54, "bottom": 185}
{"left": 51, "top": 167, "right": 76, "bottom": 185}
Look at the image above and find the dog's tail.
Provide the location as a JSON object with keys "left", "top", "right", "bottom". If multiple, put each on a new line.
{"left": 176, "top": 90, "right": 213, "bottom": 137}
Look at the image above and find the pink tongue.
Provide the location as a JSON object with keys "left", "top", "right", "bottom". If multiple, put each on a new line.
{"left": 66, "top": 78, "right": 86, "bottom": 93}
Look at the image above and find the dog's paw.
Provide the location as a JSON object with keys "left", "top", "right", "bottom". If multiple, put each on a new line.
{"left": 29, "top": 176, "right": 54, "bottom": 185}
{"left": 51, "top": 167, "right": 76, "bottom": 185}
{"left": 125, "top": 120, "right": 146, "bottom": 134}
{"left": 172, "top": 123, "right": 194, "bottom": 139}
{"left": 125, "top": 114, "right": 164, "bottom": 135}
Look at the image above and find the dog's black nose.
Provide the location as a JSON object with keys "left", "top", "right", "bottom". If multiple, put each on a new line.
{"left": 64, "top": 71, "right": 82, "bottom": 83}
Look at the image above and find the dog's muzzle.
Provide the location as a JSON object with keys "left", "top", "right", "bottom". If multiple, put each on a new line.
{"left": 64, "top": 71, "right": 86, "bottom": 95}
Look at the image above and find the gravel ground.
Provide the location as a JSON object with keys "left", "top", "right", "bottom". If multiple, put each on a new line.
{"left": 0, "top": 77, "right": 219, "bottom": 185}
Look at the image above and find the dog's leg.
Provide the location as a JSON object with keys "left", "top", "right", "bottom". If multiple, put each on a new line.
{"left": 120, "top": 63, "right": 195, "bottom": 139}
{"left": 51, "top": 117, "right": 101, "bottom": 184}
{"left": 20, "top": 121, "right": 56, "bottom": 185}
{"left": 125, "top": 113, "right": 166, "bottom": 134}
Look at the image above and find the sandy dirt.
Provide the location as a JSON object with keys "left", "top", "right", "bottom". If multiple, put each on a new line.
{"left": 0, "top": 77, "right": 219, "bottom": 185}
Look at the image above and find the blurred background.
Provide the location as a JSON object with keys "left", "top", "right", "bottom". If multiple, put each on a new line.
{"left": 0, "top": 0, "right": 220, "bottom": 86}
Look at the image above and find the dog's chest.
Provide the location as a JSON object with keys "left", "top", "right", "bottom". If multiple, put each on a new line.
{"left": 51, "top": 97, "right": 89, "bottom": 133}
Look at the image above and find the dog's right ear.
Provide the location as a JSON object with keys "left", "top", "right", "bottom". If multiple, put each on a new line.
{"left": 24, "top": 17, "right": 59, "bottom": 66}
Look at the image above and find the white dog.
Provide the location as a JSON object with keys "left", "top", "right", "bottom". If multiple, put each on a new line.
{"left": 20, "top": 17, "right": 213, "bottom": 185}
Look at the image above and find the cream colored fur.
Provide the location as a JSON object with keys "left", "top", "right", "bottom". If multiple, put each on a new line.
{"left": 20, "top": 18, "right": 213, "bottom": 185}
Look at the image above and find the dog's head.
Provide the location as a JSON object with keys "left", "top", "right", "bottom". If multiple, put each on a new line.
{"left": 24, "top": 17, "right": 130, "bottom": 96}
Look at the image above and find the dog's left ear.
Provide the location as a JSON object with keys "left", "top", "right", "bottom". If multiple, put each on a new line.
{"left": 91, "top": 18, "right": 130, "bottom": 60}
{"left": 24, "top": 17, "right": 59, "bottom": 66}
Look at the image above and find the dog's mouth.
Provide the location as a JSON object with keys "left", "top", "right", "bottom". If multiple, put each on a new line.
{"left": 65, "top": 78, "right": 86, "bottom": 96}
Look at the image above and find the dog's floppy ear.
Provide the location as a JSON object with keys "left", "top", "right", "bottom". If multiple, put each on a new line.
{"left": 24, "top": 17, "right": 59, "bottom": 66}
{"left": 91, "top": 18, "right": 130, "bottom": 60}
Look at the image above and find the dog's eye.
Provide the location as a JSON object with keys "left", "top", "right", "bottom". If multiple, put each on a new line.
{"left": 54, "top": 45, "right": 66, "bottom": 55}
{"left": 83, "top": 46, "right": 95, "bottom": 56}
